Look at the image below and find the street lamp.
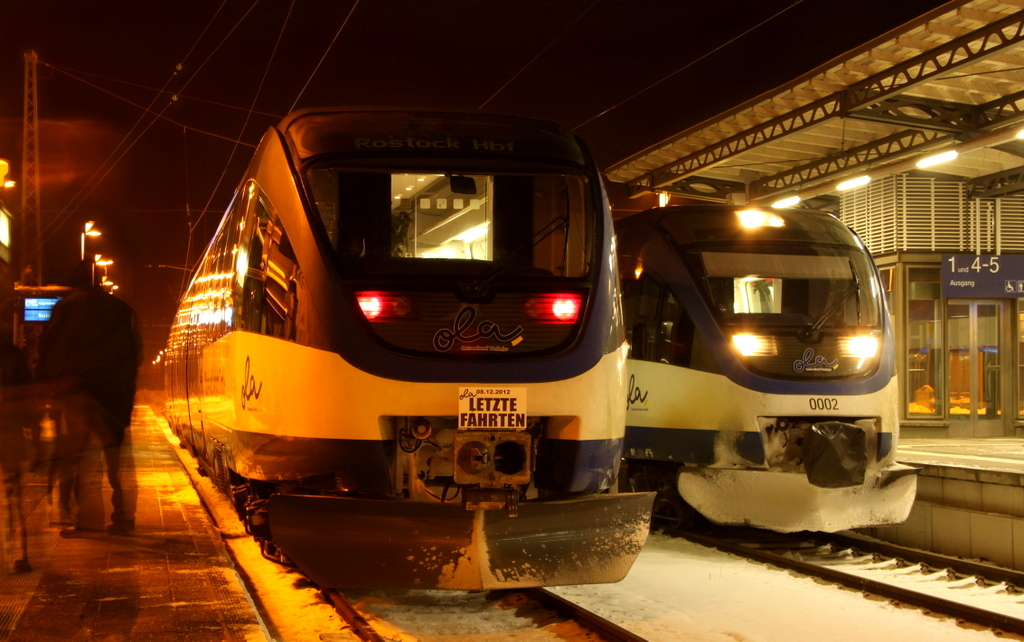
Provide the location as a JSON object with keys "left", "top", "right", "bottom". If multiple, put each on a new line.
{"left": 81, "top": 221, "right": 101, "bottom": 260}
{"left": 95, "top": 255, "right": 114, "bottom": 290}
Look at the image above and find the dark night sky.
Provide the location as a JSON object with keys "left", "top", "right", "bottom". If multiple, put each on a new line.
{"left": 0, "top": 0, "right": 951, "bottom": 360}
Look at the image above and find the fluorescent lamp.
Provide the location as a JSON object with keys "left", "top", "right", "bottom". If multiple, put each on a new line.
{"left": 421, "top": 248, "right": 458, "bottom": 258}
{"left": 772, "top": 196, "right": 800, "bottom": 208}
{"left": 836, "top": 175, "right": 871, "bottom": 191}
{"left": 452, "top": 222, "right": 490, "bottom": 243}
{"left": 916, "top": 150, "right": 958, "bottom": 168}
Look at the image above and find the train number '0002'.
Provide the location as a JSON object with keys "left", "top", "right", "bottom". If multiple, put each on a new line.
{"left": 809, "top": 397, "right": 839, "bottom": 411}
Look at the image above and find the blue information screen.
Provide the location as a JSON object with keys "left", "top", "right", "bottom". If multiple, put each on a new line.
{"left": 23, "top": 297, "right": 60, "bottom": 322}
{"left": 941, "top": 254, "right": 1024, "bottom": 298}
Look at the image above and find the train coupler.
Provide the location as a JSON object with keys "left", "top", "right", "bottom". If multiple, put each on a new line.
{"left": 463, "top": 487, "right": 519, "bottom": 517}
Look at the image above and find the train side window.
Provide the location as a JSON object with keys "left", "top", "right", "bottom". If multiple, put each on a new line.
{"left": 237, "top": 200, "right": 266, "bottom": 333}
{"left": 260, "top": 200, "right": 300, "bottom": 341}
{"left": 659, "top": 291, "right": 696, "bottom": 367}
{"left": 629, "top": 274, "right": 662, "bottom": 362}
{"left": 236, "top": 196, "right": 301, "bottom": 340}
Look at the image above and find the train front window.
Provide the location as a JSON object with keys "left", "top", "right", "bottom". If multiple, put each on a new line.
{"left": 698, "top": 247, "right": 882, "bottom": 330}
{"left": 308, "top": 168, "right": 590, "bottom": 278}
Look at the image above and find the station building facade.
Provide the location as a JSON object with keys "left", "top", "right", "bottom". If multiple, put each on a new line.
{"left": 838, "top": 173, "right": 1024, "bottom": 439}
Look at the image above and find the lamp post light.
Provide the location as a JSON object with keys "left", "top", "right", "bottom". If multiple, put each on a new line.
{"left": 95, "top": 255, "right": 113, "bottom": 289}
{"left": 81, "top": 221, "right": 101, "bottom": 261}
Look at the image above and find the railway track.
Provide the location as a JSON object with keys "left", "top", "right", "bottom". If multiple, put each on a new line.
{"left": 321, "top": 586, "right": 648, "bottom": 641}
{"left": 681, "top": 526, "right": 1024, "bottom": 636}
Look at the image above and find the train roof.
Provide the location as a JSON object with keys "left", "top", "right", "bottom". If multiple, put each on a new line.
{"left": 616, "top": 204, "right": 867, "bottom": 250}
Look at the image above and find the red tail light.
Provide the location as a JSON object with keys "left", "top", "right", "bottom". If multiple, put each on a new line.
{"left": 357, "top": 295, "right": 383, "bottom": 319}
{"left": 356, "top": 292, "right": 411, "bottom": 321}
{"left": 526, "top": 294, "right": 582, "bottom": 324}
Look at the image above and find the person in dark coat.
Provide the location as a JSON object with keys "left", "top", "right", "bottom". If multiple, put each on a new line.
{"left": 37, "top": 261, "right": 141, "bottom": 534}
{"left": 0, "top": 330, "right": 36, "bottom": 570}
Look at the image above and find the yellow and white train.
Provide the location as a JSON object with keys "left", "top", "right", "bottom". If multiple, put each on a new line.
{"left": 163, "top": 109, "right": 652, "bottom": 590}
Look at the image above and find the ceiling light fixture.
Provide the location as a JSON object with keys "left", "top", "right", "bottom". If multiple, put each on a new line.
{"left": 836, "top": 175, "right": 871, "bottom": 191}
{"left": 771, "top": 195, "right": 800, "bottom": 208}
{"left": 916, "top": 149, "right": 958, "bottom": 168}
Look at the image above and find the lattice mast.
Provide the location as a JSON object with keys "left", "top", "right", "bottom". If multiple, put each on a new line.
{"left": 21, "top": 50, "right": 41, "bottom": 285}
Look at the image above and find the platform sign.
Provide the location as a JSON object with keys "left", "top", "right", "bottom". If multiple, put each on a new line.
{"left": 941, "top": 254, "right": 1024, "bottom": 298}
{"left": 22, "top": 297, "right": 61, "bottom": 322}
{"left": 458, "top": 387, "right": 527, "bottom": 429}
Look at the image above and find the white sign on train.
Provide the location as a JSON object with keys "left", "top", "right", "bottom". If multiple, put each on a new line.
{"left": 458, "top": 387, "right": 527, "bottom": 429}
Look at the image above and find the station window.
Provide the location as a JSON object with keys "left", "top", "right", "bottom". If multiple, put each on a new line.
{"left": 906, "top": 267, "right": 941, "bottom": 417}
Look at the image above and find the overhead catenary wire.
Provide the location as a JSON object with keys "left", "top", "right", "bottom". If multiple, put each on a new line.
{"left": 288, "top": 0, "right": 361, "bottom": 113}
{"left": 186, "top": 0, "right": 297, "bottom": 259}
{"left": 40, "top": 0, "right": 254, "bottom": 243}
{"left": 570, "top": 0, "right": 806, "bottom": 133}
{"left": 478, "top": 0, "right": 599, "bottom": 110}
{"left": 39, "top": 64, "right": 258, "bottom": 147}
{"left": 42, "top": 62, "right": 284, "bottom": 120}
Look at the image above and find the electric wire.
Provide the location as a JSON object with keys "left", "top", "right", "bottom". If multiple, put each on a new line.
{"left": 40, "top": 0, "right": 250, "bottom": 243}
{"left": 187, "top": 0, "right": 297, "bottom": 264}
{"left": 181, "top": 126, "right": 193, "bottom": 297}
{"left": 42, "top": 62, "right": 284, "bottom": 120}
{"left": 570, "top": 0, "right": 806, "bottom": 133}
{"left": 478, "top": 0, "right": 599, "bottom": 110}
{"left": 288, "top": 0, "right": 360, "bottom": 113}
{"left": 39, "top": 64, "right": 257, "bottom": 147}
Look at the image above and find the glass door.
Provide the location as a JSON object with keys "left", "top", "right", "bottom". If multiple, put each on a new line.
{"left": 947, "top": 300, "right": 1005, "bottom": 436}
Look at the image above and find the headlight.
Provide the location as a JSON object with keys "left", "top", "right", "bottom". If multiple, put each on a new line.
{"left": 732, "top": 334, "right": 778, "bottom": 356}
{"left": 839, "top": 336, "right": 879, "bottom": 359}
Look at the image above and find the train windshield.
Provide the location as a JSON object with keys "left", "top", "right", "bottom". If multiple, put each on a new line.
{"left": 696, "top": 244, "right": 882, "bottom": 331}
{"left": 307, "top": 168, "right": 591, "bottom": 279}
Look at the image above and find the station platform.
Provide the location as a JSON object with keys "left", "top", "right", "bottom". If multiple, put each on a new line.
{"left": 0, "top": 405, "right": 266, "bottom": 641}
{"left": 864, "top": 438, "right": 1024, "bottom": 571}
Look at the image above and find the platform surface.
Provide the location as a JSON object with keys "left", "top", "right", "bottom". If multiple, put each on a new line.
{"left": 899, "top": 438, "right": 1024, "bottom": 475}
{"left": 0, "top": 405, "right": 266, "bottom": 641}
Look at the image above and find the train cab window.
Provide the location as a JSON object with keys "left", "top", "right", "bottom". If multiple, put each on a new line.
{"left": 698, "top": 250, "right": 881, "bottom": 330}
{"left": 307, "top": 167, "right": 591, "bottom": 279}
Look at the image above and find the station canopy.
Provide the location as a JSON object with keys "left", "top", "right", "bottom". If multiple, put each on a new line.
{"left": 607, "top": 0, "right": 1024, "bottom": 210}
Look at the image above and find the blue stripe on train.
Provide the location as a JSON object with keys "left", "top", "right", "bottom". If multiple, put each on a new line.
{"left": 626, "top": 425, "right": 895, "bottom": 465}
{"left": 535, "top": 437, "right": 623, "bottom": 493}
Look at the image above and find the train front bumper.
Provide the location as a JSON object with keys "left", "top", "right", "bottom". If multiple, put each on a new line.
{"left": 677, "top": 464, "right": 918, "bottom": 533}
{"left": 268, "top": 491, "right": 655, "bottom": 590}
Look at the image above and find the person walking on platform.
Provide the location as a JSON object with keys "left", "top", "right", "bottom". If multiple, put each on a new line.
{"left": 37, "top": 260, "right": 141, "bottom": 535}
{"left": 0, "top": 326, "right": 38, "bottom": 571}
